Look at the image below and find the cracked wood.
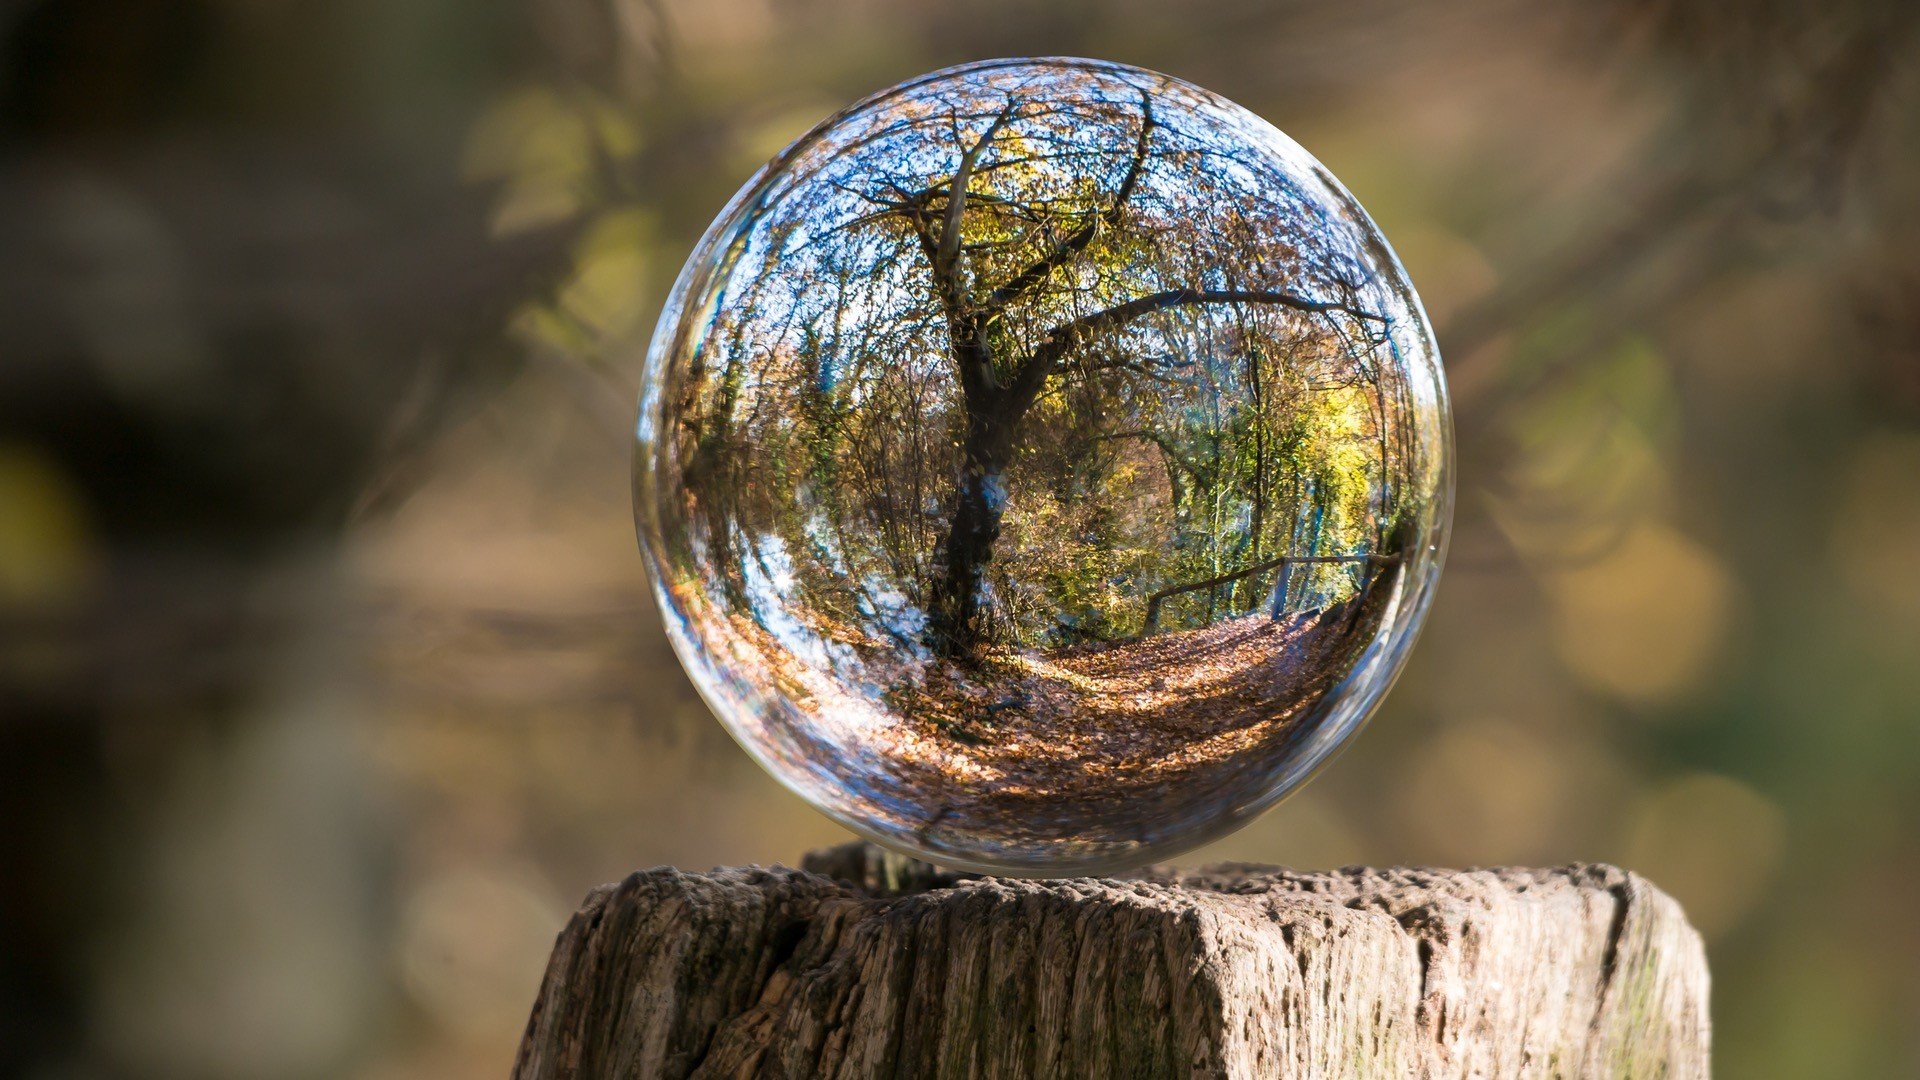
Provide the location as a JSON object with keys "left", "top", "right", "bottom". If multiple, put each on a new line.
{"left": 514, "top": 842, "right": 1709, "bottom": 1078}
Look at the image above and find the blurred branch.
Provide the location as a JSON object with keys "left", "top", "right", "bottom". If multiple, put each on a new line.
{"left": 1444, "top": 0, "right": 1920, "bottom": 417}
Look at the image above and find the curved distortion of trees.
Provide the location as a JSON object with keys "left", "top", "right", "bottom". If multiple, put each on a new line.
{"left": 639, "top": 59, "right": 1450, "bottom": 872}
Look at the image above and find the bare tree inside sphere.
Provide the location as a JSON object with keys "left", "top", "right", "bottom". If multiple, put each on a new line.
{"left": 636, "top": 58, "right": 1451, "bottom": 873}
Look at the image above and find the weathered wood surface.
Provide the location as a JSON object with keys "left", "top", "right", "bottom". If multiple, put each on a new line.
{"left": 514, "top": 842, "right": 1709, "bottom": 1078}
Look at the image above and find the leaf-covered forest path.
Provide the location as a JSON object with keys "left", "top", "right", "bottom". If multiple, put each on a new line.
{"left": 716, "top": 584, "right": 1386, "bottom": 866}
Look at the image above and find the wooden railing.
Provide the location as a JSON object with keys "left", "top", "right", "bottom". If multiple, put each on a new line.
{"left": 1141, "top": 552, "right": 1399, "bottom": 632}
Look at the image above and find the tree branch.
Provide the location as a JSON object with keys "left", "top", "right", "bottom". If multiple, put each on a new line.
{"left": 934, "top": 100, "right": 1021, "bottom": 286}
{"left": 1000, "top": 287, "right": 1384, "bottom": 422}
{"left": 1094, "top": 428, "right": 1203, "bottom": 479}
{"left": 1055, "top": 288, "right": 1381, "bottom": 348}
{"left": 907, "top": 209, "right": 992, "bottom": 401}
{"left": 985, "top": 91, "right": 1157, "bottom": 312}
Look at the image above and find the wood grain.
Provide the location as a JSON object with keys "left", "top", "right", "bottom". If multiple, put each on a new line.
{"left": 514, "top": 842, "right": 1708, "bottom": 1078}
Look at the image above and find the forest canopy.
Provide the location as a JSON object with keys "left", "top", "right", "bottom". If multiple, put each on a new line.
{"left": 637, "top": 57, "right": 1450, "bottom": 865}
{"left": 648, "top": 60, "right": 1444, "bottom": 662}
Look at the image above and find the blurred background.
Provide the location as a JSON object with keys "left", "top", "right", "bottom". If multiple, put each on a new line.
{"left": 3, "top": 0, "right": 1917, "bottom": 1075}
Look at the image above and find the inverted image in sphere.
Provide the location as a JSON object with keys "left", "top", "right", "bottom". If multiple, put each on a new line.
{"left": 636, "top": 58, "right": 1451, "bottom": 873}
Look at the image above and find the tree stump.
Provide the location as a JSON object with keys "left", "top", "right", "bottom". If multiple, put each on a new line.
{"left": 514, "top": 842, "right": 1709, "bottom": 1078}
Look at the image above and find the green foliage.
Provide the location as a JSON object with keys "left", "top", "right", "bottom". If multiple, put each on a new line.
{"left": 668, "top": 64, "right": 1426, "bottom": 652}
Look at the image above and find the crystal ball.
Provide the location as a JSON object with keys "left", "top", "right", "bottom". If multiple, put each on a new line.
{"left": 635, "top": 58, "right": 1450, "bottom": 874}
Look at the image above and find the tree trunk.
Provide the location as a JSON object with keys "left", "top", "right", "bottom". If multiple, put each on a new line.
{"left": 514, "top": 842, "right": 1711, "bottom": 1079}
{"left": 927, "top": 410, "right": 1015, "bottom": 657}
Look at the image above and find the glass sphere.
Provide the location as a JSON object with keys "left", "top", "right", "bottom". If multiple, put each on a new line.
{"left": 635, "top": 58, "right": 1450, "bottom": 874}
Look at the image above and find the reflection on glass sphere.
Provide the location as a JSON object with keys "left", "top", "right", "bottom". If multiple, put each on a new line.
{"left": 635, "top": 58, "right": 1451, "bottom": 874}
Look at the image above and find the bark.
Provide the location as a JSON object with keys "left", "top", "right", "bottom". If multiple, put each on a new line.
{"left": 514, "top": 842, "right": 1710, "bottom": 1079}
{"left": 927, "top": 410, "right": 1014, "bottom": 657}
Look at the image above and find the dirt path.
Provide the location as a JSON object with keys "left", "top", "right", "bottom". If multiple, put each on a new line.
{"left": 692, "top": 587, "right": 1382, "bottom": 866}
{"left": 907, "top": 604, "right": 1356, "bottom": 774}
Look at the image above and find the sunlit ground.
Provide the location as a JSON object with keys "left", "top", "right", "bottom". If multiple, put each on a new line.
{"left": 670, "top": 589, "right": 1384, "bottom": 868}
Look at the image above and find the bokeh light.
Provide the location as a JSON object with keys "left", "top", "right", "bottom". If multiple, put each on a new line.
{"left": 6, "top": 1, "right": 1919, "bottom": 1076}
